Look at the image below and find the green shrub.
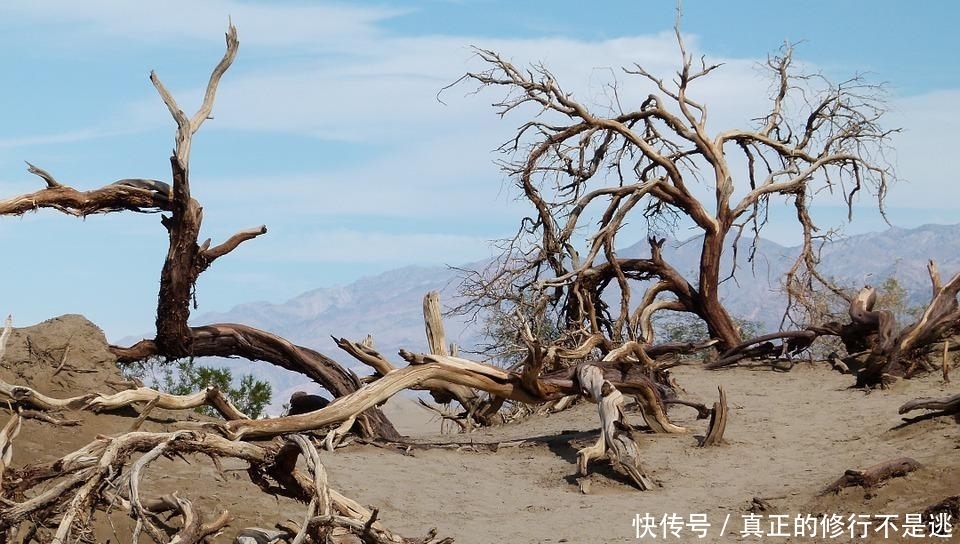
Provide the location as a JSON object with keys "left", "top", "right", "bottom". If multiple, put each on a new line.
{"left": 124, "top": 358, "right": 272, "bottom": 419}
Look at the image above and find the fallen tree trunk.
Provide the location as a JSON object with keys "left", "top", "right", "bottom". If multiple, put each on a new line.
{"left": 201, "top": 350, "right": 688, "bottom": 442}
{"left": 818, "top": 457, "right": 921, "bottom": 496}
{"left": 113, "top": 324, "right": 399, "bottom": 440}
{"left": 898, "top": 393, "right": 960, "bottom": 416}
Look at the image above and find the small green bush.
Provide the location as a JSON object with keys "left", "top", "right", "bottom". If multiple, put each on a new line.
{"left": 124, "top": 358, "right": 272, "bottom": 419}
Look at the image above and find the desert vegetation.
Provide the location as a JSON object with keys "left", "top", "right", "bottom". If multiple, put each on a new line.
{"left": 0, "top": 10, "right": 957, "bottom": 544}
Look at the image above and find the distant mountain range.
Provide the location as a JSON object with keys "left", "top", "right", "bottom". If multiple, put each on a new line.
{"left": 186, "top": 223, "right": 960, "bottom": 411}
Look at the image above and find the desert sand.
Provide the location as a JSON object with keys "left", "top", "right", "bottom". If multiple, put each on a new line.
{"left": 2, "top": 315, "right": 958, "bottom": 543}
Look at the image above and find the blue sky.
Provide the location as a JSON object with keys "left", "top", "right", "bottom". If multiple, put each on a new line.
{"left": 1, "top": 1, "right": 957, "bottom": 341}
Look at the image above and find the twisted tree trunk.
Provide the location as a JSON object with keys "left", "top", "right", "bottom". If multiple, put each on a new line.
{"left": 0, "top": 24, "right": 400, "bottom": 440}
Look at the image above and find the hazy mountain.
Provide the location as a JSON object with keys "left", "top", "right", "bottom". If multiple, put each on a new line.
{"left": 199, "top": 265, "right": 477, "bottom": 353}
{"left": 189, "top": 223, "right": 960, "bottom": 410}
{"left": 189, "top": 265, "right": 483, "bottom": 409}
{"left": 816, "top": 225, "right": 960, "bottom": 290}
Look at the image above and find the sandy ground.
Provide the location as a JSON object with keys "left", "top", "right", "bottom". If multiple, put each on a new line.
{"left": 2, "top": 315, "right": 958, "bottom": 543}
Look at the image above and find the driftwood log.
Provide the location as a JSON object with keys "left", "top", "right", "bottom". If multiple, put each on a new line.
{"left": 818, "top": 457, "right": 921, "bottom": 496}
{"left": 898, "top": 393, "right": 960, "bottom": 418}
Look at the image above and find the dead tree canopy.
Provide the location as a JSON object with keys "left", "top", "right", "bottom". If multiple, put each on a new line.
{"left": 450, "top": 16, "right": 895, "bottom": 358}
{"left": 0, "top": 24, "right": 397, "bottom": 440}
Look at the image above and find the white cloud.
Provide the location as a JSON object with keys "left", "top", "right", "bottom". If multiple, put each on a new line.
{"left": 192, "top": 134, "right": 518, "bottom": 221}
{"left": 0, "top": 127, "right": 135, "bottom": 150}
{"left": 111, "top": 32, "right": 715, "bottom": 143}
{"left": 0, "top": 1, "right": 404, "bottom": 51}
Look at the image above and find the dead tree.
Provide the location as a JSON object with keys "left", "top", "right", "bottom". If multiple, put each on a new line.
{"left": 448, "top": 9, "right": 894, "bottom": 359}
{"left": 0, "top": 25, "right": 397, "bottom": 440}
{"left": 716, "top": 261, "right": 960, "bottom": 386}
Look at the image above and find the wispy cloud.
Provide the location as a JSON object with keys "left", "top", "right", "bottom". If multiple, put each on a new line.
{"left": 0, "top": 1, "right": 406, "bottom": 51}
{"left": 0, "top": 126, "right": 138, "bottom": 150}
{"left": 2, "top": 0, "right": 957, "bottom": 341}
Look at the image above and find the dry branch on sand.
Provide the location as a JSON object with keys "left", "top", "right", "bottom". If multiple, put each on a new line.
{"left": 818, "top": 457, "right": 921, "bottom": 496}
{"left": 0, "top": 426, "right": 450, "bottom": 544}
{"left": 0, "top": 378, "right": 249, "bottom": 421}
{"left": 898, "top": 393, "right": 960, "bottom": 417}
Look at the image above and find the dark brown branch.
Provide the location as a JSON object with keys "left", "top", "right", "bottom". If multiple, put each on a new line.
{"left": 0, "top": 168, "right": 172, "bottom": 217}
{"left": 818, "top": 457, "right": 920, "bottom": 496}
{"left": 699, "top": 386, "right": 727, "bottom": 447}
{"left": 710, "top": 329, "right": 819, "bottom": 369}
{"left": 898, "top": 393, "right": 960, "bottom": 415}
{"left": 111, "top": 324, "right": 400, "bottom": 440}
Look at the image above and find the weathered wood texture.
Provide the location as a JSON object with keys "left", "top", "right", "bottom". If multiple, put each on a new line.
{"left": 818, "top": 457, "right": 921, "bottom": 496}
{"left": 898, "top": 393, "right": 960, "bottom": 415}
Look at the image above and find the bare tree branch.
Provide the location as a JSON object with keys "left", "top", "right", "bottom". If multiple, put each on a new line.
{"left": 450, "top": 22, "right": 895, "bottom": 361}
